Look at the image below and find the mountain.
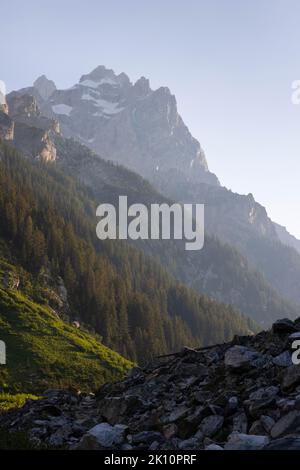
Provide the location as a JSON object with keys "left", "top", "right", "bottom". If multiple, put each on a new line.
{"left": 33, "top": 75, "right": 56, "bottom": 101}
{"left": 0, "top": 140, "right": 257, "bottom": 366}
{"left": 1, "top": 95, "right": 298, "bottom": 327}
{"left": 3, "top": 317, "right": 300, "bottom": 450}
{"left": 274, "top": 222, "right": 300, "bottom": 255}
{"left": 12, "top": 67, "right": 300, "bottom": 308}
{"left": 155, "top": 175, "right": 300, "bottom": 307}
{"left": 13, "top": 66, "right": 219, "bottom": 186}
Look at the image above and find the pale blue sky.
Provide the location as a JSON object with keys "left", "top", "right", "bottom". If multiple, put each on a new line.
{"left": 2, "top": 0, "right": 300, "bottom": 236}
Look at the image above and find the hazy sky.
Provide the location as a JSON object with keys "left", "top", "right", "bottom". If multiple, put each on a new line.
{"left": 2, "top": 0, "right": 300, "bottom": 236}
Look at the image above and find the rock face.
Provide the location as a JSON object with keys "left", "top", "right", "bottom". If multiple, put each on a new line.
{"left": 0, "top": 93, "right": 14, "bottom": 141}
{"left": 7, "top": 92, "right": 60, "bottom": 135}
{"left": 274, "top": 222, "right": 300, "bottom": 256}
{"left": 0, "top": 110, "right": 14, "bottom": 141}
{"left": 33, "top": 75, "right": 56, "bottom": 101}
{"left": 38, "top": 269, "right": 70, "bottom": 316}
{"left": 19, "top": 65, "right": 219, "bottom": 186}
{"left": 4, "top": 93, "right": 60, "bottom": 162}
{"left": 224, "top": 345, "right": 263, "bottom": 370}
{"left": 13, "top": 123, "right": 57, "bottom": 162}
{"left": 2, "top": 318, "right": 300, "bottom": 450}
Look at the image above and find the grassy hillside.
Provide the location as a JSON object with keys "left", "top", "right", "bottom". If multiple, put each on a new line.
{"left": 0, "top": 260, "right": 132, "bottom": 394}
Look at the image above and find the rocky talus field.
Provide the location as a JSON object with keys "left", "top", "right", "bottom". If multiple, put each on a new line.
{"left": 2, "top": 318, "right": 300, "bottom": 450}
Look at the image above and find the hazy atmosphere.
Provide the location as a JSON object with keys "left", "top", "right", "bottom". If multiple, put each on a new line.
{"left": 2, "top": 0, "right": 300, "bottom": 236}
{"left": 3, "top": 1, "right": 300, "bottom": 456}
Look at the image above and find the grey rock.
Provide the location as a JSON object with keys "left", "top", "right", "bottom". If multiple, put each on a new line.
{"left": 265, "top": 437, "right": 300, "bottom": 450}
{"left": 228, "top": 396, "right": 238, "bottom": 411}
{"left": 160, "top": 406, "right": 189, "bottom": 424}
{"left": 205, "top": 444, "right": 223, "bottom": 450}
{"left": 271, "top": 411, "right": 300, "bottom": 439}
{"left": 249, "top": 420, "right": 266, "bottom": 435}
{"left": 224, "top": 346, "right": 262, "bottom": 370}
{"left": 193, "top": 390, "right": 211, "bottom": 404}
{"left": 249, "top": 398, "right": 277, "bottom": 418}
{"left": 34, "top": 75, "right": 56, "bottom": 101}
{"left": 289, "top": 332, "right": 300, "bottom": 340}
{"left": 0, "top": 110, "right": 14, "bottom": 141}
{"left": 224, "top": 433, "right": 269, "bottom": 450}
{"left": 149, "top": 441, "right": 160, "bottom": 450}
{"left": 198, "top": 415, "right": 224, "bottom": 437}
{"left": 260, "top": 415, "right": 275, "bottom": 433}
{"left": 255, "top": 393, "right": 280, "bottom": 417}
{"left": 178, "top": 437, "right": 200, "bottom": 450}
{"left": 131, "top": 431, "right": 163, "bottom": 445}
{"left": 76, "top": 423, "right": 127, "bottom": 449}
{"left": 277, "top": 398, "right": 296, "bottom": 413}
{"left": 162, "top": 423, "right": 178, "bottom": 439}
{"left": 249, "top": 386, "right": 279, "bottom": 401}
{"left": 273, "top": 351, "right": 292, "bottom": 367}
{"left": 294, "top": 394, "right": 300, "bottom": 410}
{"left": 282, "top": 365, "right": 300, "bottom": 390}
{"left": 232, "top": 412, "right": 248, "bottom": 433}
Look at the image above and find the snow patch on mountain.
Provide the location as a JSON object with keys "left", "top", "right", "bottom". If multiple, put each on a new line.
{"left": 52, "top": 104, "right": 73, "bottom": 116}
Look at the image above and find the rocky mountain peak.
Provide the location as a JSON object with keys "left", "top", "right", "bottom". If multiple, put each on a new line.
{"left": 2, "top": 92, "right": 59, "bottom": 162}
{"left": 79, "top": 65, "right": 131, "bottom": 89}
{"left": 133, "top": 76, "right": 151, "bottom": 97}
{"left": 33, "top": 75, "right": 56, "bottom": 101}
{"left": 11, "top": 66, "right": 219, "bottom": 186}
{"left": 8, "top": 92, "right": 40, "bottom": 119}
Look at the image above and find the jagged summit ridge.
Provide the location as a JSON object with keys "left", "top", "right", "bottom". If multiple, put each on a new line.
{"left": 28, "top": 65, "right": 218, "bottom": 185}
{"left": 34, "top": 75, "right": 56, "bottom": 101}
{"left": 79, "top": 65, "right": 131, "bottom": 88}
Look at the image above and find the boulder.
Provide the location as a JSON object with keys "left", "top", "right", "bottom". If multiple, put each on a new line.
{"left": 260, "top": 415, "right": 275, "bottom": 433}
{"left": 198, "top": 415, "right": 224, "bottom": 437}
{"left": 178, "top": 437, "right": 200, "bottom": 450}
{"left": 205, "top": 443, "right": 223, "bottom": 450}
{"left": 271, "top": 411, "right": 300, "bottom": 439}
{"left": 282, "top": 365, "right": 300, "bottom": 390}
{"left": 224, "top": 346, "right": 262, "bottom": 370}
{"left": 160, "top": 406, "right": 189, "bottom": 425}
{"left": 76, "top": 423, "right": 127, "bottom": 449}
{"left": 224, "top": 433, "right": 269, "bottom": 450}
{"left": 232, "top": 411, "right": 248, "bottom": 433}
{"left": 265, "top": 437, "right": 300, "bottom": 450}
{"left": 273, "top": 351, "right": 292, "bottom": 367}
{"left": 131, "top": 431, "right": 164, "bottom": 445}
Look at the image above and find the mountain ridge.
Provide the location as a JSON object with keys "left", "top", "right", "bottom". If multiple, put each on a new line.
{"left": 12, "top": 66, "right": 219, "bottom": 186}
{"left": 1, "top": 92, "right": 298, "bottom": 327}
